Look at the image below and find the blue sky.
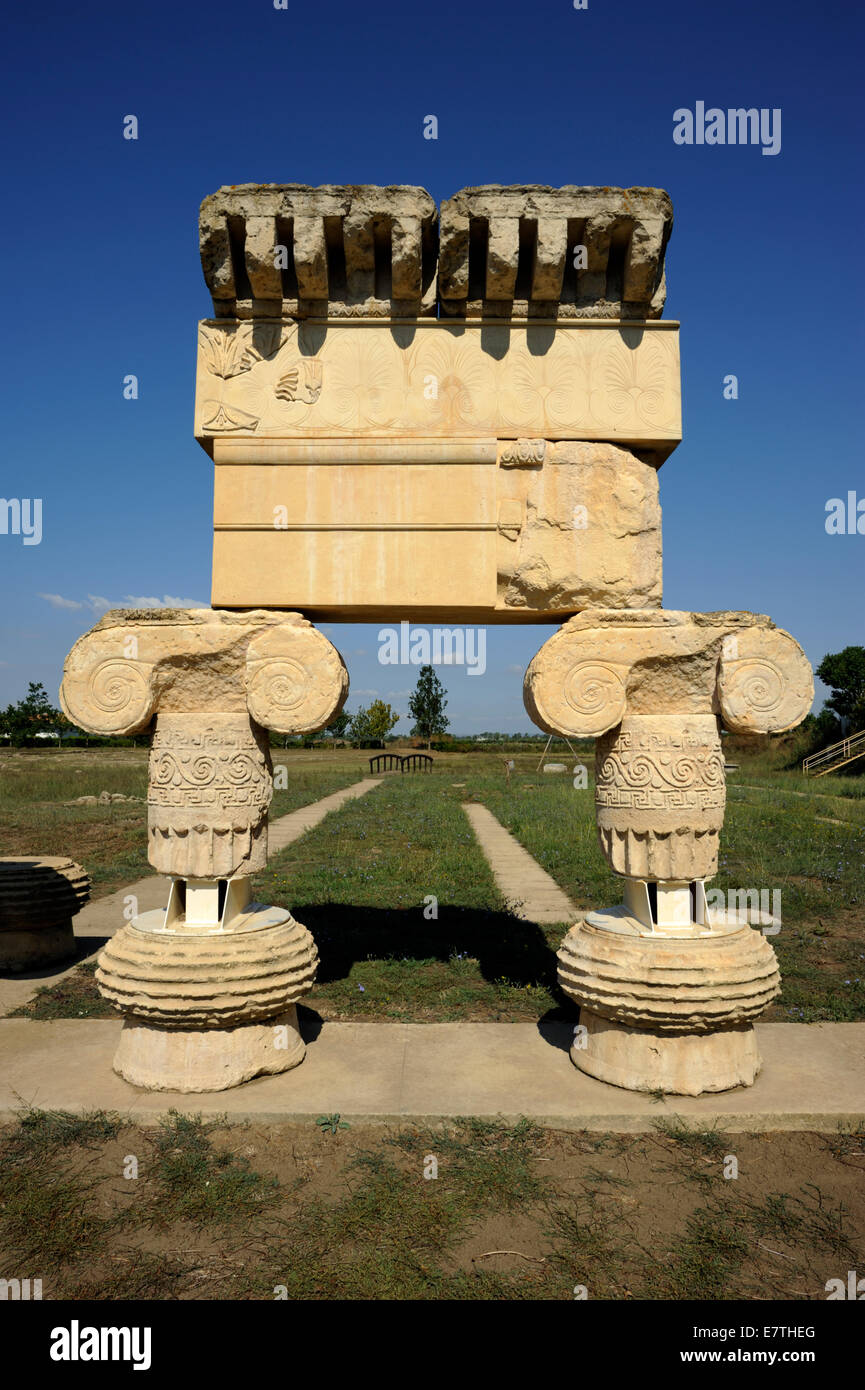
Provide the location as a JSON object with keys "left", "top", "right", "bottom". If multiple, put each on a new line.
{"left": 1, "top": 0, "right": 862, "bottom": 732}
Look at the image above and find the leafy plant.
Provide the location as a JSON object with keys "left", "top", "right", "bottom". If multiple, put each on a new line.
{"left": 317, "top": 1113, "right": 351, "bottom": 1134}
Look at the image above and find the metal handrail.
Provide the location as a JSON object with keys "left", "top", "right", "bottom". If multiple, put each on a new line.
{"left": 802, "top": 729, "right": 865, "bottom": 776}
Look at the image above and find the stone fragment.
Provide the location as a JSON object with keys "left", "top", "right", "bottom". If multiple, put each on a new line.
{"left": 595, "top": 713, "right": 725, "bottom": 880}
{"left": 199, "top": 184, "right": 438, "bottom": 317}
{"left": 498, "top": 442, "right": 663, "bottom": 614}
{"left": 57, "top": 607, "right": 348, "bottom": 1092}
{"left": 438, "top": 185, "right": 673, "bottom": 317}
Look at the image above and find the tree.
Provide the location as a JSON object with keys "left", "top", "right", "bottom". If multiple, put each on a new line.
{"left": 408, "top": 665, "right": 449, "bottom": 749}
{"left": 816, "top": 647, "right": 865, "bottom": 729}
{"left": 324, "top": 710, "right": 352, "bottom": 740}
{"left": 349, "top": 700, "right": 400, "bottom": 748}
{"left": 1, "top": 682, "right": 64, "bottom": 747}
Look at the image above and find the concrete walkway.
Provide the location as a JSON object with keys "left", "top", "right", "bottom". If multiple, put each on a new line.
{"left": 268, "top": 777, "right": 381, "bottom": 851}
{"left": 463, "top": 802, "right": 576, "bottom": 923}
{"left": 0, "top": 776, "right": 382, "bottom": 1016}
{"left": 1, "top": 1018, "right": 862, "bottom": 1132}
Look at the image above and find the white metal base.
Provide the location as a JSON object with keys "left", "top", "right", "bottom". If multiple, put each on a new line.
{"left": 585, "top": 877, "right": 780, "bottom": 940}
{"left": 132, "top": 875, "right": 290, "bottom": 937}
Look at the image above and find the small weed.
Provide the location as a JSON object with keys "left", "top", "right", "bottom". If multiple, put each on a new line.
{"left": 316, "top": 1114, "right": 351, "bottom": 1134}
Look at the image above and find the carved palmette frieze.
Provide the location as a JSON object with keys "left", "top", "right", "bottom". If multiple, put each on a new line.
{"left": 198, "top": 322, "right": 283, "bottom": 379}
{"left": 194, "top": 319, "right": 682, "bottom": 447}
{"left": 275, "top": 360, "right": 323, "bottom": 404}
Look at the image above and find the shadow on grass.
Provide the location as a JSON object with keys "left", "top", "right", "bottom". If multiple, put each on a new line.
{"left": 293, "top": 901, "right": 575, "bottom": 1014}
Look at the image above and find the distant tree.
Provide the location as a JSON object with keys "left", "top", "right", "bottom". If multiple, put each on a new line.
{"left": 350, "top": 700, "right": 400, "bottom": 748}
{"left": 816, "top": 647, "right": 865, "bottom": 729}
{"left": 1, "top": 682, "right": 64, "bottom": 747}
{"left": 408, "top": 665, "right": 449, "bottom": 750}
{"left": 324, "top": 710, "right": 352, "bottom": 740}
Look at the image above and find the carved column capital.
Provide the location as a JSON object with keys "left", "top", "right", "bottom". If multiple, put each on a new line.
{"left": 524, "top": 608, "right": 813, "bottom": 738}
{"left": 525, "top": 608, "right": 813, "bottom": 885}
{"left": 60, "top": 608, "right": 348, "bottom": 879}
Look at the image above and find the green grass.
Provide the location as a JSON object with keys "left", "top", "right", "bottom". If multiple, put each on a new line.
{"left": 255, "top": 769, "right": 570, "bottom": 1021}
{"left": 0, "top": 746, "right": 368, "bottom": 896}
{"left": 12, "top": 960, "right": 116, "bottom": 1020}
{"left": 145, "top": 1112, "right": 281, "bottom": 1227}
{"left": 0, "top": 1107, "right": 127, "bottom": 1268}
{"left": 2, "top": 1110, "right": 860, "bottom": 1301}
{"left": 6, "top": 745, "right": 865, "bottom": 1023}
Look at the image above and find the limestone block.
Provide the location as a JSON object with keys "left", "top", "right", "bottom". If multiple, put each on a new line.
{"left": 246, "top": 621, "right": 349, "bottom": 733}
{"left": 497, "top": 442, "right": 662, "bottom": 613}
{"left": 196, "top": 319, "right": 679, "bottom": 619}
{"left": 573, "top": 1011, "right": 763, "bottom": 1095}
{"left": 559, "top": 921, "right": 780, "bottom": 1031}
{"left": 199, "top": 184, "right": 439, "bottom": 318}
{"left": 112, "top": 1007, "right": 306, "bottom": 1092}
{"left": 0, "top": 856, "right": 90, "bottom": 971}
{"left": 98, "top": 911, "right": 317, "bottom": 1090}
{"left": 524, "top": 609, "right": 813, "bottom": 739}
{"left": 438, "top": 186, "right": 673, "bottom": 318}
{"left": 524, "top": 609, "right": 813, "bottom": 881}
{"left": 194, "top": 318, "right": 682, "bottom": 454}
{"left": 60, "top": 608, "right": 348, "bottom": 735}
{"left": 718, "top": 625, "right": 815, "bottom": 735}
{"left": 209, "top": 438, "right": 663, "bottom": 618}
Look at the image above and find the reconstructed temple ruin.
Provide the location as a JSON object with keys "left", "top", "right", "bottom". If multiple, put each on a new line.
{"left": 61, "top": 182, "right": 812, "bottom": 1094}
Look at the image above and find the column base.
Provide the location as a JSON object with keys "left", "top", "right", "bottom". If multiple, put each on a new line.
{"left": 571, "top": 1008, "right": 761, "bottom": 1095}
{"left": 113, "top": 1004, "right": 306, "bottom": 1093}
{"left": 558, "top": 916, "right": 780, "bottom": 1096}
{"left": 0, "top": 921, "right": 77, "bottom": 972}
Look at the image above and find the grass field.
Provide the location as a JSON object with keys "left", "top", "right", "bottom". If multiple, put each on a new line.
{"left": 0, "top": 1106, "right": 861, "bottom": 1300}
{"left": 4, "top": 743, "right": 865, "bottom": 1023}
{"left": 3, "top": 744, "right": 864, "bottom": 1303}
{"left": 0, "top": 747, "right": 367, "bottom": 894}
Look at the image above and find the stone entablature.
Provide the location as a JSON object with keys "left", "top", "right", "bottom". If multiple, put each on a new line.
{"left": 195, "top": 184, "right": 679, "bottom": 622}
{"left": 438, "top": 186, "right": 672, "bottom": 319}
{"left": 199, "top": 183, "right": 672, "bottom": 321}
{"left": 200, "top": 184, "right": 439, "bottom": 320}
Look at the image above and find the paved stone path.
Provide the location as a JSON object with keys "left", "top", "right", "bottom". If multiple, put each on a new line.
{"left": 268, "top": 777, "right": 381, "bottom": 851}
{"left": 0, "top": 776, "right": 382, "bottom": 1016}
{"left": 2, "top": 1017, "right": 862, "bottom": 1132}
{"left": 462, "top": 802, "right": 576, "bottom": 923}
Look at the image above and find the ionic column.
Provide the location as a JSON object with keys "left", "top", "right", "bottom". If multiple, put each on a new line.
{"left": 60, "top": 607, "right": 348, "bottom": 1092}
{"left": 524, "top": 609, "right": 813, "bottom": 1096}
